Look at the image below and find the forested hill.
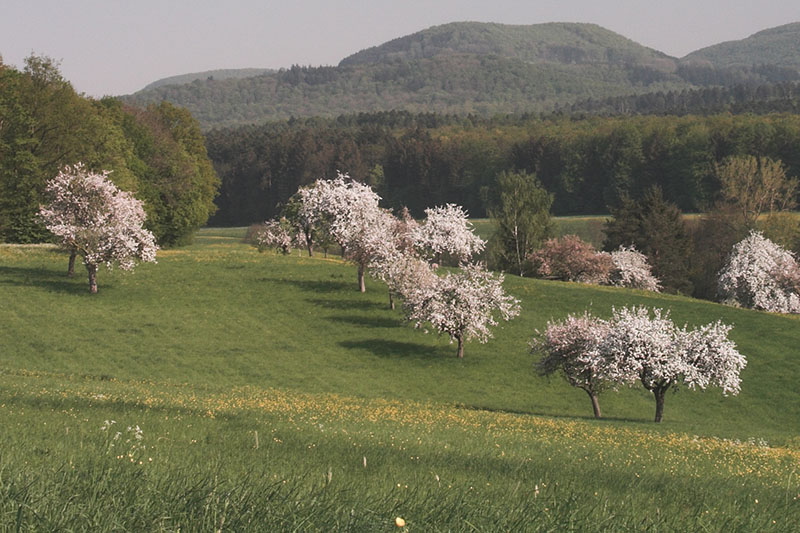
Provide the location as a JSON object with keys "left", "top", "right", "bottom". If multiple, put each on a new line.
{"left": 141, "top": 68, "right": 274, "bottom": 91}
{"left": 684, "top": 22, "right": 800, "bottom": 70}
{"left": 338, "top": 21, "right": 672, "bottom": 67}
{"left": 120, "top": 22, "right": 690, "bottom": 129}
{"left": 123, "top": 21, "right": 800, "bottom": 129}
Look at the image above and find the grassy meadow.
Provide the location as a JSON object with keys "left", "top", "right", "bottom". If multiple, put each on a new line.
{"left": 1, "top": 228, "right": 799, "bottom": 530}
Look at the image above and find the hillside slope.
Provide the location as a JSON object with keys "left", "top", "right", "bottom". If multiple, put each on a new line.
{"left": 124, "top": 21, "right": 800, "bottom": 129}
{"left": 684, "top": 22, "right": 800, "bottom": 69}
{"left": 1, "top": 232, "right": 798, "bottom": 443}
{"left": 140, "top": 68, "right": 273, "bottom": 91}
{"left": 123, "top": 22, "right": 693, "bottom": 128}
{"left": 339, "top": 21, "right": 675, "bottom": 68}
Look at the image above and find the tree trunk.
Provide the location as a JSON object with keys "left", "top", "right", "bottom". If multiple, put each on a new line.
{"left": 358, "top": 265, "right": 366, "bottom": 293}
{"left": 67, "top": 249, "right": 77, "bottom": 277}
{"left": 653, "top": 386, "right": 667, "bottom": 423}
{"left": 86, "top": 262, "right": 98, "bottom": 294}
{"left": 305, "top": 233, "right": 314, "bottom": 257}
{"left": 456, "top": 336, "right": 464, "bottom": 359}
{"left": 586, "top": 390, "right": 602, "bottom": 419}
{"left": 388, "top": 290, "right": 395, "bottom": 310}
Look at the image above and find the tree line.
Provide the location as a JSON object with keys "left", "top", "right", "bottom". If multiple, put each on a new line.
{"left": 205, "top": 111, "right": 800, "bottom": 224}
{"left": 0, "top": 56, "right": 218, "bottom": 245}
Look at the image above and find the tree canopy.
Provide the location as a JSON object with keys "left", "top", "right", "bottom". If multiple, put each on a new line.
{"left": 0, "top": 56, "right": 219, "bottom": 246}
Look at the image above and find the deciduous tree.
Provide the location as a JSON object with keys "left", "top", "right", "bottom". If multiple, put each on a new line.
{"left": 608, "top": 245, "right": 661, "bottom": 292}
{"left": 487, "top": 171, "right": 552, "bottom": 276}
{"left": 411, "top": 203, "right": 485, "bottom": 265}
{"left": 529, "top": 235, "right": 612, "bottom": 284}
{"left": 532, "top": 312, "right": 613, "bottom": 418}
{"left": 402, "top": 263, "right": 520, "bottom": 359}
{"left": 601, "top": 306, "right": 746, "bottom": 422}
{"left": 717, "top": 231, "right": 800, "bottom": 313}
{"left": 38, "top": 163, "right": 157, "bottom": 293}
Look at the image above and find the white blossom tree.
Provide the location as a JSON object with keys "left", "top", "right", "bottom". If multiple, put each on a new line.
{"left": 371, "top": 250, "right": 437, "bottom": 311}
{"left": 608, "top": 245, "right": 661, "bottom": 292}
{"left": 368, "top": 207, "right": 427, "bottom": 309}
{"left": 285, "top": 182, "right": 338, "bottom": 257}
{"left": 304, "top": 173, "right": 389, "bottom": 292}
{"left": 402, "top": 263, "right": 520, "bottom": 358}
{"left": 717, "top": 230, "right": 800, "bottom": 313}
{"left": 601, "top": 306, "right": 746, "bottom": 422}
{"left": 531, "top": 312, "right": 613, "bottom": 418}
{"left": 38, "top": 163, "right": 158, "bottom": 293}
{"left": 252, "top": 218, "right": 295, "bottom": 255}
{"left": 411, "top": 204, "right": 485, "bottom": 265}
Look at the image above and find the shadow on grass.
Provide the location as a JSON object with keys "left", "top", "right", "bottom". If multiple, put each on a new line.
{"left": 256, "top": 277, "right": 353, "bottom": 294}
{"left": 339, "top": 339, "right": 447, "bottom": 359}
{"left": 307, "top": 298, "right": 385, "bottom": 311}
{"left": 327, "top": 315, "right": 404, "bottom": 328}
{"left": 455, "top": 402, "right": 649, "bottom": 424}
{"left": 0, "top": 265, "right": 90, "bottom": 295}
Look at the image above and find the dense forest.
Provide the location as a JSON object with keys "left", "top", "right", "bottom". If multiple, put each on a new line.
{"left": 0, "top": 56, "right": 219, "bottom": 245}
{"left": 125, "top": 21, "right": 800, "bottom": 129}
{"left": 562, "top": 81, "right": 800, "bottom": 116}
{"left": 205, "top": 111, "right": 800, "bottom": 225}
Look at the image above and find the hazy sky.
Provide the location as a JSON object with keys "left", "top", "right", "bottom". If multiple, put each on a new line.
{"left": 2, "top": 0, "right": 798, "bottom": 97}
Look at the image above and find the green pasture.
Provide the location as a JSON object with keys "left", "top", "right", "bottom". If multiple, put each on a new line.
{"left": 1, "top": 231, "right": 798, "bottom": 530}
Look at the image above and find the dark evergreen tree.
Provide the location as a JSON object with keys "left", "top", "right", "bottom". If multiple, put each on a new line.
{"left": 604, "top": 187, "right": 693, "bottom": 294}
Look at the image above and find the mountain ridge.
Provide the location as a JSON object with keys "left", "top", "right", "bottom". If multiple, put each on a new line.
{"left": 683, "top": 21, "right": 800, "bottom": 68}
{"left": 126, "top": 21, "right": 800, "bottom": 129}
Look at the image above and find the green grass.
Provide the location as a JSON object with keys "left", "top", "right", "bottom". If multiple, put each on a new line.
{"left": 1, "top": 232, "right": 799, "bottom": 530}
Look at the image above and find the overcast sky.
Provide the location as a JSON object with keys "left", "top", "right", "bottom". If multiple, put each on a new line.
{"left": 2, "top": 0, "right": 798, "bottom": 97}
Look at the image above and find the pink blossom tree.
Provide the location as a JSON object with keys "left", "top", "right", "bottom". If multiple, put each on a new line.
{"left": 402, "top": 263, "right": 520, "bottom": 358}
{"left": 601, "top": 306, "right": 746, "bottom": 422}
{"left": 529, "top": 235, "right": 613, "bottom": 284}
{"left": 411, "top": 204, "right": 485, "bottom": 265}
{"left": 531, "top": 312, "right": 613, "bottom": 418}
{"left": 38, "top": 163, "right": 157, "bottom": 293}
{"left": 717, "top": 230, "right": 800, "bottom": 313}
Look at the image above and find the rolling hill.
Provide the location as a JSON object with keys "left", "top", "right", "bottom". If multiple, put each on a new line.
{"left": 140, "top": 68, "right": 274, "bottom": 91}
{"left": 1, "top": 231, "right": 799, "bottom": 529}
{"left": 123, "top": 21, "right": 800, "bottom": 129}
{"left": 684, "top": 22, "right": 800, "bottom": 70}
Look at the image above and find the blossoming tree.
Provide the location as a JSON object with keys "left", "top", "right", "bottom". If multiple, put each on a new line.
{"left": 302, "top": 174, "right": 390, "bottom": 292}
{"left": 601, "top": 306, "right": 746, "bottom": 422}
{"left": 608, "top": 245, "right": 661, "bottom": 292}
{"left": 403, "top": 263, "right": 520, "bottom": 358}
{"left": 717, "top": 230, "right": 800, "bottom": 313}
{"left": 411, "top": 203, "right": 485, "bottom": 265}
{"left": 368, "top": 207, "right": 427, "bottom": 309}
{"left": 529, "top": 235, "right": 613, "bottom": 284}
{"left": 38, "top": 163, "right": 157, "bottom": 293}
{"left": 253, "top": 218, "right": 294, "bottom": 255}
{"left": 531, "top": 312, "right": 613, "bottom": 418}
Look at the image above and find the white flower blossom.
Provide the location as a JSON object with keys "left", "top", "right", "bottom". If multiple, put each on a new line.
{"left": 411, "top": 204, "right": 485, "bottom": 264}
{"left": 38, "top": 163, "right": 157, "bottom": 292}
{"left": 718, "top": 230, "right": 800, "bottom": 313}
{"left": 608, "top": 245, "right": 661, "bottom": 292}
{"left": 402, "top": 262, "right": 520, "bottom": 358}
